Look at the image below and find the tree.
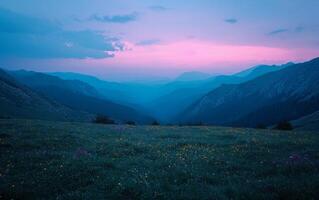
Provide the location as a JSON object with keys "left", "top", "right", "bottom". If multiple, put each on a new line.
{"left": 126, "top": 121, "right": 136, "bottom": 125}
{"left": 92, "top": 115, "right": 115, "bottom": 124}
{"left": 256, "top": 124, "right": 266, "bottom": 129}
{"left": 152, "top": 120, "right": 160, "bottom": 126}
{"left": 275, "top": 121, "right": 293, "bottom": 131}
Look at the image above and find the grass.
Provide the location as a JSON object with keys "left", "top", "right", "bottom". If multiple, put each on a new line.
{"left": 0, "top": 119, "right": 319, "bottom": 199}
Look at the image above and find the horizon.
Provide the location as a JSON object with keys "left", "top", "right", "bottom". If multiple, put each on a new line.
{"left": 1, "top": 0, "right": 319, "bottom": 81}
{"left": 2, "top": 59, "right": 300, "bottom": 83}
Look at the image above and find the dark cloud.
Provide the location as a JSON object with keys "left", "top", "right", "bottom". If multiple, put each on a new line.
{"left": 268, "top": 28, "right": 289, "bottom": 35}
{"left": 149, "top": 6, "right": 168, "bottom": 12}
{"left": 224, "top": 18, "right": 238, "bottom": 24}
{"left": 90, "top": 12, "right": 138, "bottom": 23}
{"left": 0, "top": 7, "right": 123, "bottom": 59}
{"left": 136, "top": 39, "right": 161, "bottom": 46}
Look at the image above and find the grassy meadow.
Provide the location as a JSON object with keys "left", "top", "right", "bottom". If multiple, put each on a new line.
{"left": 0, "top": 119, "right": 319, "bottom": 199}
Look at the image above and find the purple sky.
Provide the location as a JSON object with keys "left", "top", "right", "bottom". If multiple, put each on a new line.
{"left": 1, "top": 0, "right": 319, "bottom": 81}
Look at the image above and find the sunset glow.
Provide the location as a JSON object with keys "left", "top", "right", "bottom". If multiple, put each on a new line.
{"left": 1, "top": 0, "right": 319, "bottom": 80}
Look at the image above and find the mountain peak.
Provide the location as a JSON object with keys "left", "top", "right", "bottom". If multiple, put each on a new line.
{"left": 175, "top": 71, "right": 211, "bottom": 82}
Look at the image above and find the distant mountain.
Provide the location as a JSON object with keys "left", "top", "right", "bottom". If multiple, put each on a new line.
{"left": 149, "top": 63, "right": 291, "bottom": 122}
{"left": 179, "top": 58, "right": 319, "bottom": 127}
{"left": 50, "top": 72, "right": 160, "bottom": 105}
{"left": 11, "top": 70, "right": 100, "bottom": 98}
{"left": 49, "top": 63, "right": 295, "bottom": 123}
{"left": 234, "top": 62, "right": 294, "bottom": 78}
{"left": 175, "top": 71, "right": 212, "bottom": 82}
{"left": 0, "top": 69, "right": 91, "bottom": 121}
{"left": 10, "top": 71, "right": 154, "bottom": 124}
{"left": 50, "top": 72, "right": 107, "bottom": 87}
{"left": 291, "top": 110, "right": 319, "bottom": 131}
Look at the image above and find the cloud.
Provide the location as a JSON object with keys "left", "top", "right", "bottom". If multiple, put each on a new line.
{"left": 136, "top": 39, "right": 161, "bottom": 46}
{"left": 149, "top": 6, "right": 168, "bottom": 12}
{"left": 268, "top": 28, "right": 289, "bottom": 35}
{"left": 90, "top": 12, "right": 138, "bottom": 23}
{"left": 0, "top": 8, "right": 123, "bottom": 59}
{"left": 224, "top": 18, "right": 238, "bottom": 24}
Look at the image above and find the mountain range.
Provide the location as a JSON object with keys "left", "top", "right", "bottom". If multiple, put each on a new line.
{"left": 0, "top": 69, "right": 91, "bottom": 121}
{"left": 148, "top": 62, "right": 293, "bottom": 122}
{"left": 174, "top": 71, "right": 212, "bottom": 82}
{"left": 179, "top": 58, "right": 319, "bottom": 127}
{"left": 1, "top": 58, "right": 319, "bottom": 129}
{"left": 7, "top": 70, "right": 153, "bottom": 124}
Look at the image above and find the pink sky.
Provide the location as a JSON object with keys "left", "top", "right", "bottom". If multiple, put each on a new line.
{"left": 3, "top": 39, "right": 319, "bottom": 81}
{"left": 1, "top": 0, "right": 319, "bottom": 81}
{"left": 103, "top": 39, "right": 319, "bottom": 70}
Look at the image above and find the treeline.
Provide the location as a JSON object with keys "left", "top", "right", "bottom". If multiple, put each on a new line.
{"left": 92, "top": 115, "right": 160, "bottom": 126}
{"left": 92, "top": 115, "right": 294, "bottom": 130}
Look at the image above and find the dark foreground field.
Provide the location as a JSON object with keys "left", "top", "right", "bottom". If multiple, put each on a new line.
{"left": 0, "top": 120, "right": 319, "bottom": 200}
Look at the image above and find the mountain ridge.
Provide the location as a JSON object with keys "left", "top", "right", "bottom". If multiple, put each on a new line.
{"left": 178, "top": 57, "right": 319, "bottom": 127}
{"left": 0, "top": 69, "right": 92, "bottom": 121}
{"left": 10, "top": 70, "right": 154, "bottom": 124}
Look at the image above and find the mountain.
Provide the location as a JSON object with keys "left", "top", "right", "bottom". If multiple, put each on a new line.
{"left": 149, "top": 63, "right": 290, "bottom": 122}
{"left": 234, "top": 62, "right": 293, "bottom": 78}
{"left": 50, "top": 72, "right": 108, "bottom": 88}
{"left": 175, "top": 71, "right": 212, "bottom": 82}
{"left": 50, "top": 72, "right": 160, "bottom": 105}
{"left": 179, "top": 58, "right": 319, "bottom": 127}
{"left": 0, "top": 69, "right": 91, "bottom": 121}
{"left": 49, "top": 63, "right": 294, "bottom": 123}
{"left": 11, "top": 70, "right": 101, "bottom": 98}
{"left": 10, "top": 71, "right": 154, "bottom": 124}
{"left": 291, "top": 110, "right": 319, "bottom": 131}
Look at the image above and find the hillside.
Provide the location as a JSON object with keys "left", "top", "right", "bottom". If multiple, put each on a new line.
{"left": 1, "top": 119, "right": 318, "bottom": 199}
{"left": 0, "top": 69, "right": 90, "bottom": 121}
{"left": 10, "top": 70, "right": 101, "bottom": 98}
{"left": 180, "top": 58, "right": 319, "bottom": 127}
{"left": 291, "top": 110, "right": 319, "bottom": 130}
{"left": 174, "top": 71, "right": 212, "bottom": 82}
{"left": 233, "top": 62, "right": 293, "bottom": 78}
{"left": 149, "top": 63, "right": 289, "bottom": 122}
{"left": 10, "top": 71, "right": 153, "bottom": 124}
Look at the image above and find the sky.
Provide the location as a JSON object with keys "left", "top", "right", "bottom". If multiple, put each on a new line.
{"left": 0, "top": 0, "right": 319, "bottom": 81}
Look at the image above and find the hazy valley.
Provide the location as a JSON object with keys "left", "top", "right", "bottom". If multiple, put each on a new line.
{"left": 2, "top": 58, "right": 319, "bottom": 130}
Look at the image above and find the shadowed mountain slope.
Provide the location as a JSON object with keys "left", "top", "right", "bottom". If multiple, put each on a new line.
{"left": 149, "top": 63, "right": 290, "bottom": 122}
{"left": 10, "top": 71, "right": 154, "bottom": 124}
{"left": 291, "top": 110, "right": 319, "bottom": 131}
{"left": 179, "top": 58, "right": 319, "bottom": 127}
{"left": 0, "top": 69, "right": 91, "bottom": 121}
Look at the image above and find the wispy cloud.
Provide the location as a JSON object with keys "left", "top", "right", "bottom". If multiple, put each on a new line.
{"left": 136, "top": 39, "right": 161, "bottom": 46}
{"left": 268, "top": 28, "right": 289, "bottom": 35}
{"left": 0, "top": 8, "right": 123, "bottom": 59}
{"left": 90, "top": 12, "right": 138, "bottom": 23}
{"left": 224, "top": 18, "right": 238, "bottom": 24}
{"left": 149, "top": 5, "right": 168, "bottom": 12}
